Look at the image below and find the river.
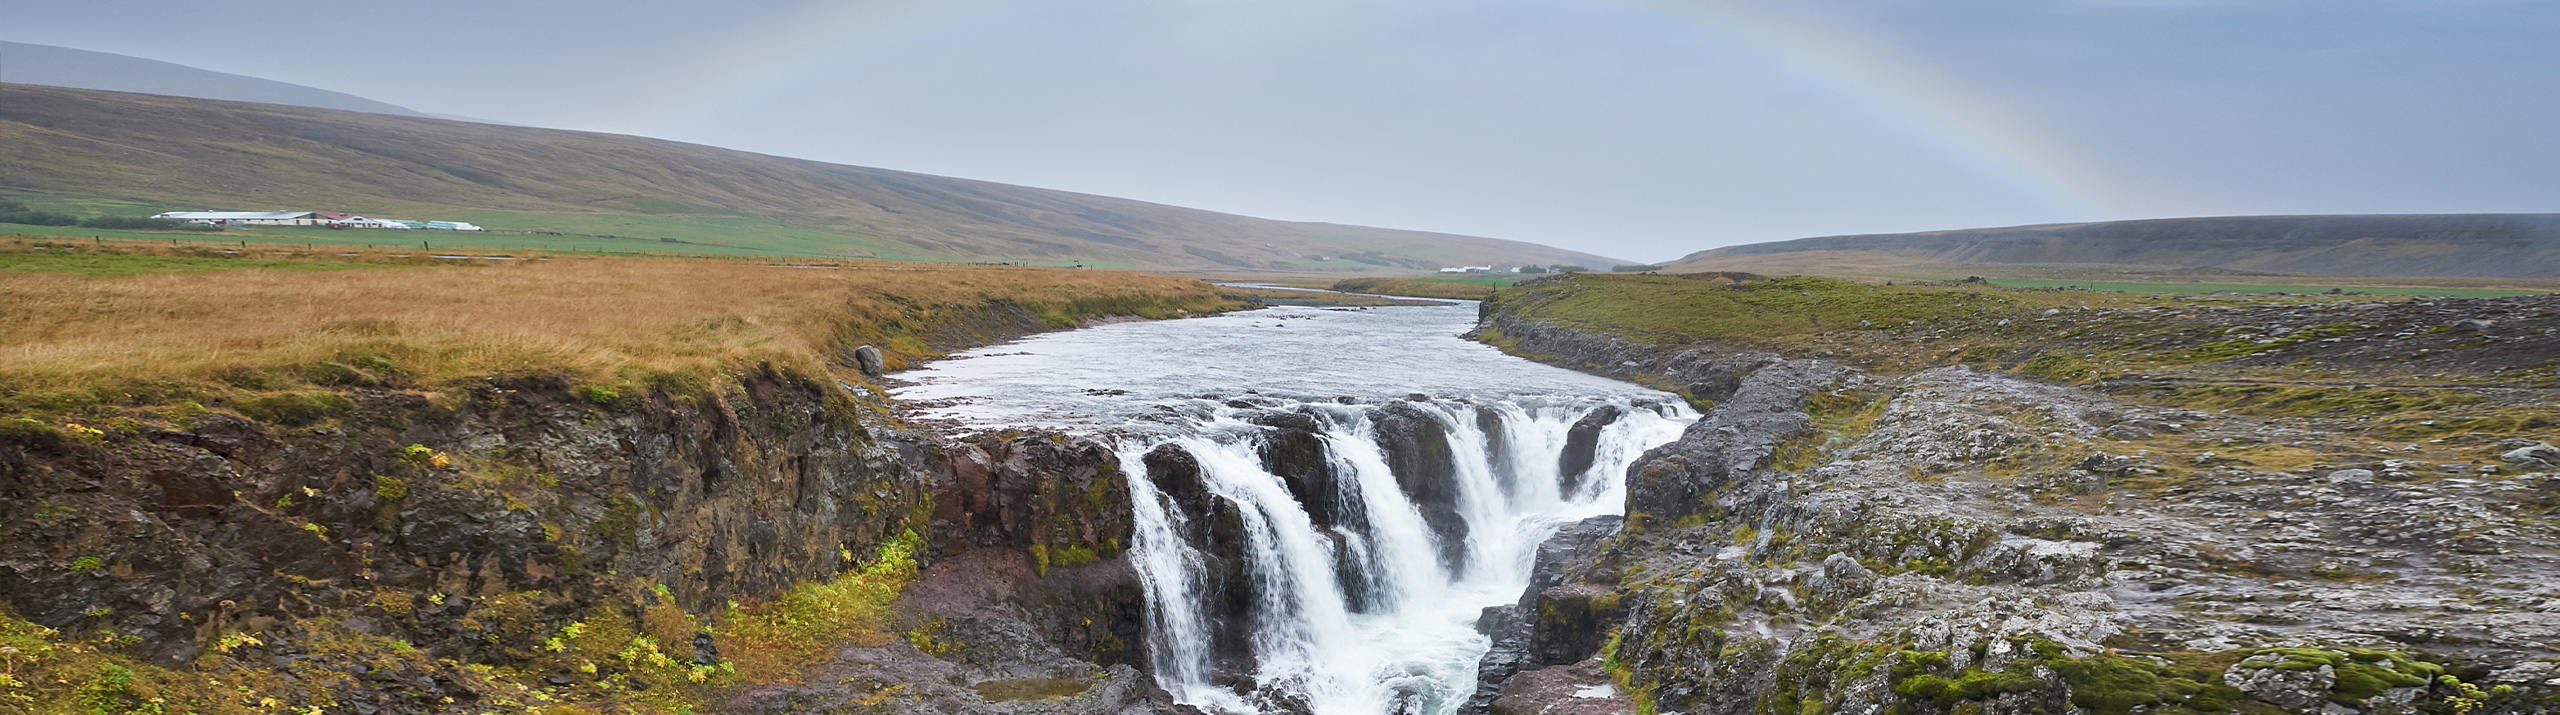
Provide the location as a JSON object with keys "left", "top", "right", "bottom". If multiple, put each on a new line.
{"left": 892, "top": 302, "right": 1693, "bottom": 715}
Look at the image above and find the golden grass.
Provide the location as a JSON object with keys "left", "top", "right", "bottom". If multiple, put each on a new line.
{"left": 0, "top": 241, "right": 1236, "bottom": 416}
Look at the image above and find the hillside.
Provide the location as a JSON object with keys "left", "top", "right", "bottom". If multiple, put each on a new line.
{"left": 0, "top": 41, "right": 426, "bottom": 117}
{"left": 0, "top": 83, "right": 1622, "bottom": 271}
{"left": 1665, "top": 214, "right": 2560, "bottom": 279}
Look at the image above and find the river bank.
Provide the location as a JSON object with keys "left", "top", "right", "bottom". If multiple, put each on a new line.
{"left": 0, "top": 250, "right": 1238, "bottom": 714}
{"left": 1464, "top": 273, "right": 2560, "bottom": 715}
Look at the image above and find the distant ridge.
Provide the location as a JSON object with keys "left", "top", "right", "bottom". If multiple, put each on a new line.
{"left": 1666, "top": 214, "right": 2560, "bottom": 279}
{"left": 0, "top": 83, "right": 1621, "bottom": 271}
{"left": 0, "top": 41, "right": 424, "bottom": 117}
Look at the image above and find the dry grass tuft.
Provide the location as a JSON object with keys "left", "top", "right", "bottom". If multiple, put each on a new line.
{"left": 0, "top": 244, "right": 1235, "bottom": 417}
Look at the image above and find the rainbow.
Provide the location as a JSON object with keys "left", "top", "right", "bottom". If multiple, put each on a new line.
{"left": 632, "top": 0, "right": 2116, "bottom": 220}
{"left": 1612, "top": 0, "right": 2117, "bottom": 218}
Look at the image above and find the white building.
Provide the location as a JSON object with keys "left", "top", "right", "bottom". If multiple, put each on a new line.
{"left": 151, "top": 211, "right": 324, "bottom": 226}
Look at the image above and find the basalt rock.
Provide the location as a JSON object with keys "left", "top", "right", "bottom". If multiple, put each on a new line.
{"left": 1557, "top": 404, "right": 1625, "bottom": 496}
{"left": 1471, "top": 296, "right": 2560, "bottom": 715}
{"left": 932, "top": 432, "right": 1130, "bottom": 558}
{"left": 1252, "top": 411, "right": 1360, "bottom": 531}
{"left": 1623, "top": 357, "right": 1857, "bottom": 526}
{"left": 1369, "top": 401, "right": 1468, "bottom": 571}
{"left": 1489, "top": 657, "right": 1635, "bottom": 715}
{"left": 1139, "top": 443, "right": 1258, "bottom": 679}
{"left": 1468, "top": 515, "right": 1623, "bottom": 715}
{"left": 0, "top": 371, "right": 929, "bottom": 670}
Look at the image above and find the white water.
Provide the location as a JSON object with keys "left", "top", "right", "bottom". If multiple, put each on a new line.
{"left": 894, "top": 303, "right": 1691, "bottom": 715}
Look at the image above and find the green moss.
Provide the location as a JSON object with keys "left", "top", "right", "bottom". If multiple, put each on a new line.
{"left": 574, "top": 384, "right": 623, "bottom": 405}
{"left": 69, "top": 556, "right": 104, "bottom": 573}
{"left": 2235, "top": 646, "right": 2453, "bottom": 706}
{"left": 592, "top": 494, "right": 645, "bottom": 542}
{"left": 371, "top": 474, "right": 408, "bottom": 502}
{"left": 2172, "top": 322, "right": 2364, "bottom": 364}
{"left": 2152, "top": 384, "right": 2482, "bottom": 417}
{"left": 2021, "top": 352, "right": 2094, "bottom": 382}
{"left": 1050, "top": 545, "right": 1099, "bottom": 570}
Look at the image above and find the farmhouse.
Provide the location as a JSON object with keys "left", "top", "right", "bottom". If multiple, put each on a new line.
{"left": 151, "top": 211, "right": 323, "bottom": 226}
{"left": 148, "top": 210, "right": 478, "bottom": 230}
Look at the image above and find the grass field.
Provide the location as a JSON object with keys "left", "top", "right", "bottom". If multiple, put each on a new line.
{"left": 0, "top": 249, "right": 408, "bottom": 277}
{"left": 0, "top": 239, "right": 1237, "bottom": 422}
{"left": 1950, "top": 276, "right": 2546, "bottom": 298}
{"left": 1328, "top": 275, "right": 1546, "bottom": 299}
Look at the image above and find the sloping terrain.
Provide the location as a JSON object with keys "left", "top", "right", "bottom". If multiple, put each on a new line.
{"left": 1667, "top": 214, "right": 2560, "bottom": 279}
{"left": 1464, "top": 273, "right": 2560, "bottom": 715}
{"left": 0, "top": 83, "right": 1622, "bottom": 271}
{"left": 0, "top": 41, "right": 425, "bottom": 117}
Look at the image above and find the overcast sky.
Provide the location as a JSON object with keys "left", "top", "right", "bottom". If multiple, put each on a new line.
{"left": 6, "top": 0, "right": 2555, "bottom": 261}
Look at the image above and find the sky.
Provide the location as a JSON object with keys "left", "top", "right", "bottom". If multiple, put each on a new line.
{"left": 4, "top": 0, "right": 2556, "bottom": 262}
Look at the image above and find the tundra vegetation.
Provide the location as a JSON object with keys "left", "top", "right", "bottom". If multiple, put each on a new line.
{"left": 1472, "top": 272, "right": 2558, "bottom": 715}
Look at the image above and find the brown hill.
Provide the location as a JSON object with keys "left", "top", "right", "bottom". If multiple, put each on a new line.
{"left": 0, "top": 83, "right": 1621, "bottom": 271}
{"left": 1665, "top": 214, "right": 2560, "bottom": 279}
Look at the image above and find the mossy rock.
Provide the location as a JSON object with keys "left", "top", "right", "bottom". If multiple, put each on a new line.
{"left": 236, "top": 391, "right": 355, "bottom": 426}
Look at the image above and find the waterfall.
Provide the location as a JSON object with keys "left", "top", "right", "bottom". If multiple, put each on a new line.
{"left": 1121, "top": 398, "right": 1691, "bottom": 715}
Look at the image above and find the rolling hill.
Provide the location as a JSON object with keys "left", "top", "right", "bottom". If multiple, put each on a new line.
{"left": 0, "top": 41, "right": 428, "bottom": 118}
{"left": 1664, "top": 214, "right": 2560, "bottom": 279}
{"left": 0, "top": 83, "right": 1622, "bottom": 271}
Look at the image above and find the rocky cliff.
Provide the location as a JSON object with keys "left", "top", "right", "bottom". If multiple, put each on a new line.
{"left": 0, "top": 337, "right": 1177, "bottom": 714}
{"left": 1468, "top": 281, "right": 2560, "bottom": 715}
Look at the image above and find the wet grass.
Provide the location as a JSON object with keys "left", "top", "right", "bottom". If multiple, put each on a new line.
{"left": 1330, "top": 276, "right": 1505, "bottom": 300}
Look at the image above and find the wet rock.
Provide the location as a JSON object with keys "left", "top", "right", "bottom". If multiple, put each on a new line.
{"left": 692, "top": 630, "right": 720, "bottom": 666}
{"left": 1371, "top": 402, "right": 1458, "bottom": 504}
{"left": 2223, "top": 661, "right": 2335, "bottom": 712}
{"left": 1370, "top": 402, "right": 1468, "bottom": 570}
{"left": 1527, "top": 583, "right": 1620, "bottom": 667}
{"left": 1557, "top": 405, "right": 1625, "bottom": 496}
{"left": 2503, "top": 443, "right": 2560, "bottom": 471}
{"left": 1138, "top": 444, "right": 1257, "bottom": 677}
{"left": 1470, "top": 515, "right": 1622, "bottom": 715}
{"left": 1253, "top": 412, "right": 1361, "bottom": 531}
{"left": 1144, "top": 443, "right": 1213, "bottom": 520}
{"left": 1490, "top": 658, "right": 1634, "bottom": 715}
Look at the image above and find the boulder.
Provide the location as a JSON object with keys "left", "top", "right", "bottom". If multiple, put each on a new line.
{"left": 2502, "top": 442, "right": 2560, "bottom": 471}
{"left": 850, "top": 344, "right": 885, "bottom": 377}
{"left": 2223, "top": 661, "right": 2335, "bottom": 713}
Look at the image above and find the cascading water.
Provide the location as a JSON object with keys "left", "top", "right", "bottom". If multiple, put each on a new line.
{"left": 895, "top": 302, "right": 1692, "bottom": 715}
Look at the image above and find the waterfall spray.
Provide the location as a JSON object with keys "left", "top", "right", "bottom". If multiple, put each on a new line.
{"left": 1122, "top": 399, "right": 1689, "bottom": 715}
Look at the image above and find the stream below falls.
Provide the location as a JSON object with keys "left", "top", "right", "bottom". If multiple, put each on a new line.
{"left": 893, "top": 303, "right": 1694, "bottom": 715}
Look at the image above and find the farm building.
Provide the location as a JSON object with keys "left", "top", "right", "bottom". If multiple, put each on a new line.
{"left": 151, "top": 211, "right": 324, "bottom": 226}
